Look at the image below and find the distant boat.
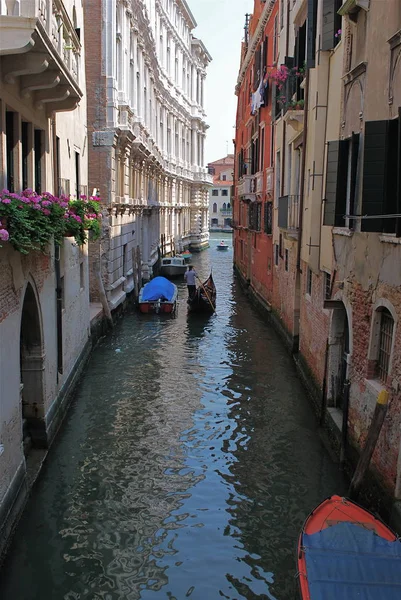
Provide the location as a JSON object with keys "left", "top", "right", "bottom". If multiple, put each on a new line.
{"left": 217, "top": 240, "right": 229, "bottom": 251}
{"left": 297, "top": 494, "right": 401, "bottom": 600}
{"left": 138, "top": 276, "right": 178, "bottom": 314}
{"left": 188, "top": 273, "right": 216, "bottom": 314}
{"left": 177, "top": 250, "right": 192, "bottom": 263}
{"left": 159, "top": 256, "right": 187, "bottom": 278}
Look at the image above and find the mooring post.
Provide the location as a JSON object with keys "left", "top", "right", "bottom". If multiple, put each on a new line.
{"left": 348, "top": 389, "right": 389, "bottom": 500}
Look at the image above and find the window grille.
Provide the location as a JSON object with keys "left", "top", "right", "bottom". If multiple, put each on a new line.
{"left": 377, "top": 309, "right": 394, "bottom": 383}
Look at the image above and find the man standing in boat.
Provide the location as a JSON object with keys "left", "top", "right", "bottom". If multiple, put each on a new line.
{"left": 184, "top": 265, "right": 197, "bottom": 299}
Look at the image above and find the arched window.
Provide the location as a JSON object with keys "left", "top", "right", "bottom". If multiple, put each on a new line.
{"left": 227, "top": 203, "right": 231, "bottom": 210}
{"left": 213, "top": 202, "right": 217, "bottom": 213}
{"left": 222, "top": 203, "right": 227, "bottom": 211}
{"left": 368, "top": 304, "right": 396, "bottom": 384}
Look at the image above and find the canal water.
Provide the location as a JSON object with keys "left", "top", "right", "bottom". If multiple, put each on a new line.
{"left": 0, "top": 233, "right": 346, "bottom": 600}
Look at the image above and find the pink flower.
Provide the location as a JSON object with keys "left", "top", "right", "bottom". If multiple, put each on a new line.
{"left": 42, "top": 209, "right": 51, "bottom": 216}
{"left": 31, "top": 204, "right": 41, "bottom": 210}
{"left": 1, "top": 198, "right": 11, "bottom": 204}
{"left": 41, "top": 200, "right": 52, "bottom": 207}
{"left": 0, "top": 228, "right": 9, "bottom": 241}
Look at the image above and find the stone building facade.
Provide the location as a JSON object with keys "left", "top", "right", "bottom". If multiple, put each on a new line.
{"left": 84, "top": 0, "right": 212, "bottom": 311}
{"left": 207, "top": 155, "right": 234, "bottom": 232}
{"left": 234, "top": 0, "right": 401, "bottom": 515}
{"left": 0, "top": 0, "right": 90, "bottom": 555}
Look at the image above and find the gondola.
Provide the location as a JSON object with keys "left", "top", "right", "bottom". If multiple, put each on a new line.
{"left": 188, "top": 273, "right": 216, "bottom": 314}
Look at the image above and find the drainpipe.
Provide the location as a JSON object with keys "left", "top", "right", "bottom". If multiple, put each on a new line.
{"left": 52, "top": 114, "right": 63, "bottom": 376}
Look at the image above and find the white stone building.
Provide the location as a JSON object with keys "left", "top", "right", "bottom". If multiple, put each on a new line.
{"left": 85, "top": 0, "right": 212, "bottom": 311}
{"left": 0, "top": 0, "right": 90, "bottom": 554}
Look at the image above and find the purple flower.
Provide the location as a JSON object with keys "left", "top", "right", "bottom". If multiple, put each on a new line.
{"left": 31, "top": 204, "right": 41, "bottom": 210}
{"left": 60, "top": 202, "right": 68, "bottom": 208}
{"left": 42, "top": 209, "right": 51, "bottom": 216}
{"left": 41, "top": 200, "right": 52, "bottom": 207}
{"left": 1, "top": 198, "right": 11, "bottom": 204}
{"left": 0, "top": 228, "right": 9, "bottom": 241}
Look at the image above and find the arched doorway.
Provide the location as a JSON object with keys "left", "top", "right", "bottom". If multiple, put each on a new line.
{"left": 20, "top": 283, "right": 45, "bottom": 454}
{"left": 327, "top": 302, "right": 351, "bottom": 410}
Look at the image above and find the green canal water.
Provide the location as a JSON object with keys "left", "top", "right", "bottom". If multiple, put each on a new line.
{"left": 0, "top": 233, "right": 346, "bottom": 599}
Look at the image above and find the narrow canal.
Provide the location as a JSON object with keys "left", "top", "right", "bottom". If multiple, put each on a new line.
{"left": 0, "top": 233, "right": 346, "bottom": 600}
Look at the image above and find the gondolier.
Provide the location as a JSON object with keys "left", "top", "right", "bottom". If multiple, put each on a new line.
{"left": 184, "top": 265, "right": 197, "bottom": 299}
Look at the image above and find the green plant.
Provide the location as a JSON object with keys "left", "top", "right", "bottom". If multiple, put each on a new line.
{"left": 0, "top": 189, "right": 101, "bottom": 254}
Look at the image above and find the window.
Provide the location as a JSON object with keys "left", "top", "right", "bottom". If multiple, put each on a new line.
{"left": 324, "top": 271, "right": 331, "bottom": 300}
{"left": 307, "top": 267, "right": 312, "bottom": 296}
{"left": 274, "top": 244, "right": 279, "bottom": 266}
{"left": 212, "top": 189, "right": 218, "bottom": 197}
{"left": 222, "top": 174, "right": 227, "bottom": 181}
{"left": 279, "top": 233, "right": 283, "bottom": 258}
{"left": 273, "top": 15, "right": 278, "bottom": 62}
{"left": 323, "top": 135, "right": 359, "bottom": 229}
{"left": 211, "top": 218, "right": 218, "bottom": 226}
{"left": 222, "top": 189, "right": 228, "bottom": 197}
{"left": 212, "top": 202, "right": 217, "bottom": 213}
{"left": 249, "top": 202, "right": 262, "bottom": 231}
{"left": 280, "top": 0, "right": 284, "bottom": 29}
{"left": 377, "top": 310, "right": 394, "bottom": 383}
{"left": 264, "top": 202, "right": 272, "bottom": 234}
{"left": 285, "top": 249, "right": 289, "bottom": 271}
{"left": 34, "top": 129, "right": 43, "bottom": 194}
{"left": 75, "top": 152, "right": 80, "bottom": 199}
{"left": 307, "top": 0, "right": 318, "bottom": 68}
{"left": 275, "top": 151, "right": 281, "bottom": 205}
{"left": 6, "top": 111, "right": 15, "bottom": 192}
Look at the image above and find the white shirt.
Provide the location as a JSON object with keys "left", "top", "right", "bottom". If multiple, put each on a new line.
{"left": 184, "top": 270, "right": 197, "bottom": 285}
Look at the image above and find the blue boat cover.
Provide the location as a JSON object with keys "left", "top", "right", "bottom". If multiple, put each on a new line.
{"left": 141, "top": 277, "right": 176, "bottom": 302}
{"left": 303, "top": 522, "right": 401, "bottom": 599}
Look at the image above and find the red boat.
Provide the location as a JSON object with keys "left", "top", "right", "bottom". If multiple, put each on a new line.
{"left": 138, "top": 276, "right": 177, "bottom": 315}
{"left": 297, "top": 495, "right": 401, "bottom": 600}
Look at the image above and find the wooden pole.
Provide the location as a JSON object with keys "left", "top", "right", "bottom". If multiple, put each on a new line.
{"left": 196, "top": 275, "right": 215, "bottom": 313}
{"left": 348, "top": 389, "right": 389, "bottom": 500}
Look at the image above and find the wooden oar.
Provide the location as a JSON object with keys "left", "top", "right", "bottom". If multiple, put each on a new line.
{"left": 196, "top": 275, "right": 216, "bottom": 313}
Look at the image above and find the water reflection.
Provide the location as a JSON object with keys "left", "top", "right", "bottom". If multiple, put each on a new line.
{"left": 0, "top": 233, "right": 345, "bottom": 600}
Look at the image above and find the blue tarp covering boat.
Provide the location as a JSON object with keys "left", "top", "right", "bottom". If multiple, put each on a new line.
{"left": 303, "top": 522, "right": 401, "bottom": 598}
{"left": 141, "top": 277, "right": 176, "bottom": 302}
{"left": 298, "top": 495, "right": 401, "bottom": 600}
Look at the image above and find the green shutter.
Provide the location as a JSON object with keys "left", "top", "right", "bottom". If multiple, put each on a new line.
{"left": 361, "top": 120, "right": 389, "bottom": 232}
{"left": 323, "top": 140, "right": 348, "bottom": 226}
{"left": 322, "top": 0, "right": 336, "bottom": 51}
{"left": 307, "top": 0, "right": 318, "bottom": 68}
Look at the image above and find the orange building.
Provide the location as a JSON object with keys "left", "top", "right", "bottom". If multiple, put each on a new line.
{"left": 233, "top": 1, "right": 278, "bottom": 308}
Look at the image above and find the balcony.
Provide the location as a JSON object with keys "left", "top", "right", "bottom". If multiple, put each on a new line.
{"left": 220, "top": 208, "right": 232, "bottom": 215}
{"left": 278, "top": 195, "right": 300, "bottom": 233}
{"left": 238, "top": 174, "right": 257, "bottom": 199}
{"left": 0, "top": 0, "right": 83, "bottom": 114}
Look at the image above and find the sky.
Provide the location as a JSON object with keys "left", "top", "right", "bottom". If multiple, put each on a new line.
{"left": 189, "top": 0, "right": 254, "bottom": 164}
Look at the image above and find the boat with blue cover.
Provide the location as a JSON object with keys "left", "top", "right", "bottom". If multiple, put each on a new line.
{"left": 138, "top": 276, "right": 178, "bottom": 314}
{"left": 297, "top": 494, "right": 401, "bottom": 600}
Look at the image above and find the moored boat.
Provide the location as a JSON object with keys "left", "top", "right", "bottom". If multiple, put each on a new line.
{"left": 177, "top": 250, "right": 192, "bottom": 263}
{"left": 188, "top": 273, "right": 216, "bottom": 314}
{"left": 138, "top": 276, "right": 178, "bottom": 314}
{"left": 159, "top": 256, "right": 187, "bottom": 278}
{"left": 297, "top": 494, "right": 401, "bottom": 599}
{"left": 217, "top": 240, "right": 229, "bottom": 251}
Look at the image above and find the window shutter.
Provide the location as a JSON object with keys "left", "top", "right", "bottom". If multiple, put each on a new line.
{"left": 307, "top": 0, "right": 318, "bottom": 68}
{"left": 349, "top": 132, "right": 360, "bottom": 229}
{"left": 384, "top": 117, "right": 399, "bottom": 233}
{"left": 322, "top": 0, "right": 336, "bottom": 51}
{"left": 397, "top": 110, "right": 401, "bottom": 238}
{"left": 323, "top": 140, "right": 348, "bottom": 226}
{"left": 361, "top": 120, "right": 389, "bottom": 232}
